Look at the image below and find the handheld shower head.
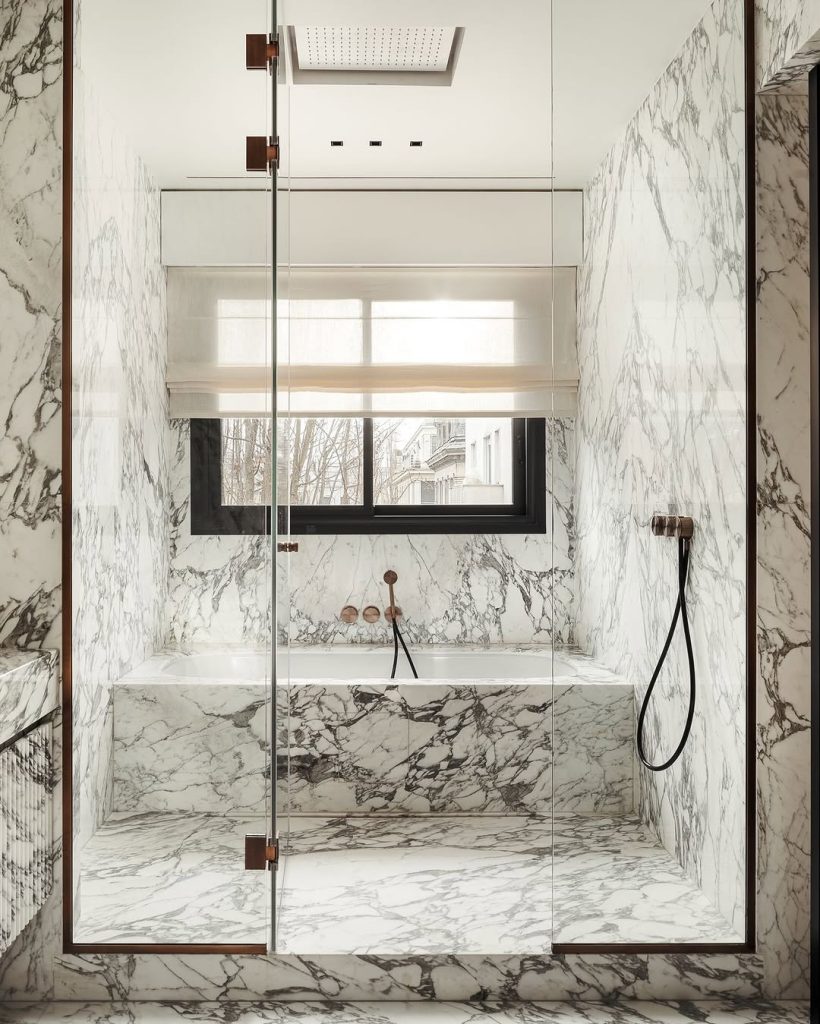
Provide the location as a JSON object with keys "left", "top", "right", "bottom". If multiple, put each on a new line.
{"left": 383, "top": 570, "right": 399, "bottom": 622}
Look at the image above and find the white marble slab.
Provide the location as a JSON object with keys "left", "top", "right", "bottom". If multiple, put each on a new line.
{"left": 111, "top": 646, "right": 634, "bottom": 816}
{"left": 72, "top": 811, "right": 737, "bottom": 952}
{"left": 71, "top": 71, "right": 170, "bottom": 869}
{"left": 0, "top": 1000, "right": 808, "bottom": 1024}
{"left": 166, "top": 418, "right": 577, "bottom": 649}
{"left": 0, "top": 649, "right": 59, "bottom": 747}
{"left": 574, "top": 0, "right": 747, "bottom": 937}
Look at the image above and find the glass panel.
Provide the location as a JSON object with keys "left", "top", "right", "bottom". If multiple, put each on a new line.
{"left": 69, "top": 0, "right": 274, "bottom": 946}
{"left": 551, "top": 0, "right": 747, "bottom": 945}
{"left": 272, "top": 0, "right": 291, "bottom": 954}
{"left": 276, "top": 0, "right": 554, "bottom": 961}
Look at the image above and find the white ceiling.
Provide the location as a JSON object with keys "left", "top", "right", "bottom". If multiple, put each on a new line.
{"left": 79, "top": 0, "right": 712, "bottom": 191}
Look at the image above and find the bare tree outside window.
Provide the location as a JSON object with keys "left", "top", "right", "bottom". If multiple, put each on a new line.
{"left": 220, "top": 416, "right": 513, "bottom": 508}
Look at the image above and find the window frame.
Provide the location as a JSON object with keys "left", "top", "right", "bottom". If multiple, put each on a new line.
{"left": 190, "top": 417, "right": 546, "bottom": 536}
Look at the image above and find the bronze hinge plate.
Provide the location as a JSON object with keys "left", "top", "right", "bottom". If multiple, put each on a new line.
{"left": 245, "top": 834, "right": 279, "bottom": 870}
{"left": 246, "top": 136, "right": 280, "bottom": 173}
{"left": 246, "top": 34, "right": 279, "bottom": 71}
{"left": 277, "top": 541, "right": 299, "bottom": 553}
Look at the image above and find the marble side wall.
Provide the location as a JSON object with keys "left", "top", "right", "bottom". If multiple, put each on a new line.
{"left": 755, "top": 91, "right": 811, "bottom": 998}
{"left": 167, "top": 417, "right": 575, "bottom": 648}
{"left": 574, "top": 0, "right": 747, "bottom": 935}
{"left": 70, "top": 73, "right": 169, "bottom": 867}
{"left": 0, "top": 0, "right": 63, "bottom": 650}
{"left": 756, "top": 0, "right": 820, "bottom": 90}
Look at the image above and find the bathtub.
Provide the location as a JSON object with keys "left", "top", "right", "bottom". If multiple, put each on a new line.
{"left": 163, "top": 647, "right": 571, "bottom": 682}
{"left": 113, "top": 643, "right": 635, "bottom": 819}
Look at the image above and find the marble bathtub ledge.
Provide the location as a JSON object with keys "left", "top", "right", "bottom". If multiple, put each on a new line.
{"left": 0, "top": 648, "right": 59, "bottom": 747}
{"left": 115, "top": 644, "right": 629, "bottom": 689}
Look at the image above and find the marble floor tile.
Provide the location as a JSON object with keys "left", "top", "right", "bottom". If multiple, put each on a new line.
{"left": 74, "top": 813, "right": 270, "bottom": 944}
{"left": 551, "top": 816, "right": 742, "bottom": 944}
{"left": 0, "top": 1002, "right": 809, "bottom": 1024}
{"left": 74, "top": 812, "right": 739, "bottom": 950}
{"left": 277, "top": 816, "right": 551, "bottom": 954}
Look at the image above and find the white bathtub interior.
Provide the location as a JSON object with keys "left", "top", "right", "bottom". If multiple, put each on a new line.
{"left": 162, "top": 648, "right": 571, "bottom": 682}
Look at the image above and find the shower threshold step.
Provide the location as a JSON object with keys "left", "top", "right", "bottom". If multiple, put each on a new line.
{"left": 73, "top": 812, "right": 740, "bottom": 950}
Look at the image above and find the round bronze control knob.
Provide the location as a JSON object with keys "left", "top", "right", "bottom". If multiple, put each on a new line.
{"left": 340, "top": 605, "right": 359, "bottom": 623}
{"left": 362, "top": 605, "right": 381, "bottom": 623}
{"left": 385, "top": 605, "right": 402, "bottom": 623}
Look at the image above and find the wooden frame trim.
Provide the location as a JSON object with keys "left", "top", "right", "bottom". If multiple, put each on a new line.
{"left": 809, "top": 59, "right": 820, "bottom": 1024}
{"left": 61, "top": 0, "right": 74, "bottom": 954}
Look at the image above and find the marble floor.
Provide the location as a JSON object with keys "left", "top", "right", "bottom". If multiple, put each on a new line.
{"left": 74, "top": 813, "right": 741, "bottom": 949}
{"left": 0, "top": 1002, "right": 809, "bottom": 1024}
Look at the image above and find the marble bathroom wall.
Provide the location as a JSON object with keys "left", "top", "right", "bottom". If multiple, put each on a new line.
{"left": 70, "top": 74, "right": 169, "bottom": 862}
{"left": 757, "top": 0, "right": 820, "bottom": 90}
{"left": 0, "top": 0, "right": 816, "bottom": 1006}
{"left": 0, "top": 0, "right": 63, "bottom": 650}
{"left": 755, "top": 91, "right": 811, "bottom": 996}
{"left": 574, "top": 0, "right": 747, "bottom": 936}
{"left": 167, "top": 417, "right": 575, "bottom": 647}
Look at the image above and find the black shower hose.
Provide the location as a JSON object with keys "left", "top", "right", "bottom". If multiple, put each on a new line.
{"left": 636, "top": 535, "right": 696, "bottom": 772}
{"left": 390, "top": 616, "right": 418, "bottom": 679}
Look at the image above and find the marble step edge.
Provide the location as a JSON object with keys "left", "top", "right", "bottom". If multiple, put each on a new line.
{"left": 48, "top": 950, "right": 764, "bottom": 1003}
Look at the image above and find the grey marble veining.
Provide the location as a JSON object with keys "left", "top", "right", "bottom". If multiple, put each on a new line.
{"left": 71, "top": 71, "right": 170, "bottom": 868}
{"left": 111, "top": 645, "right": 634, "bottom": 816}
{"left": 755, "top": 92, "right": 811, "bottom": 997}
{"left": 756, "top": 0, "right": 820, "bottom": 91}
{"left": 0, "top": 1001, "right": 808, "bottom": 1024}
{"left": 47, "top": 948, "right": 765, "bottom": 1004}
{"left": 166, "top": 418, "right": 575, "bottom": 649}
{"left": 575, "top": 0, "right": 747, "bottom": 936}
{"left": 0, "top": 0, "right": 62, "bottom": 651}
{"left": 0, "top": 649, "right": 58, "bottom": 747}
{"left": 71, "top": 811, "right": 736, "bottom": 952}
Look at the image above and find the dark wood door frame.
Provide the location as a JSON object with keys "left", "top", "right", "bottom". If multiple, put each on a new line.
{"left": 60, "top": 0, "right": 758, "bottom": 957}
{"left": 809, "top": 61, "right": 820, "bottom": 1024}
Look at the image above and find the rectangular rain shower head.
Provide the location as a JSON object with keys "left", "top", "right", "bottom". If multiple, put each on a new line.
{"left": 286, "top": 25, "right": 464, "bottom": 86}
{"left": 293, "top": 26, "right": 456, "bottom": 72}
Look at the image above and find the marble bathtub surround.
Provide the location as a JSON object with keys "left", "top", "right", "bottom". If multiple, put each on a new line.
{"left": 71, "top": 811, "right": 737, "bottom": 951}
{"left": 167, "top": 418, "right": 575, "bottom": 649}
{"left": 111, "top": 645, "right": 634, "bottom": 817}
{"left": 574, "top": 0, "right": 747, "bottom": 936}
{"left": 0, "top": 649, "right": 59, "bottom": 747}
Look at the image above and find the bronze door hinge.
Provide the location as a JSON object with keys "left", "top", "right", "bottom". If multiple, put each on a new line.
{"left": 246, "top": 33, "right": 279, "bottom": 71}
{"left": 246, "top": 136, "right": 279, "bottom": 173}
{"left": 245, "top": 834, "right": 279, "bottom": 870}
{"left": 277, "top": 541, "right": 299, "bottom": 553}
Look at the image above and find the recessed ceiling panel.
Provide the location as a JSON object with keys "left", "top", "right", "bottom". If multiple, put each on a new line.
{"left": 292, "top": 25, "right": 456, "bottom": 72}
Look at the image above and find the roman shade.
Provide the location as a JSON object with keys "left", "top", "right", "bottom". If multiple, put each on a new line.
{"left": 166, "top": 267, "right": 578, "bottom": 418}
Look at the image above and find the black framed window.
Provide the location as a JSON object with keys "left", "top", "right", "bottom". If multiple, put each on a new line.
{"left": 190, "top": 417, "right": 546, "bottom": 535}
